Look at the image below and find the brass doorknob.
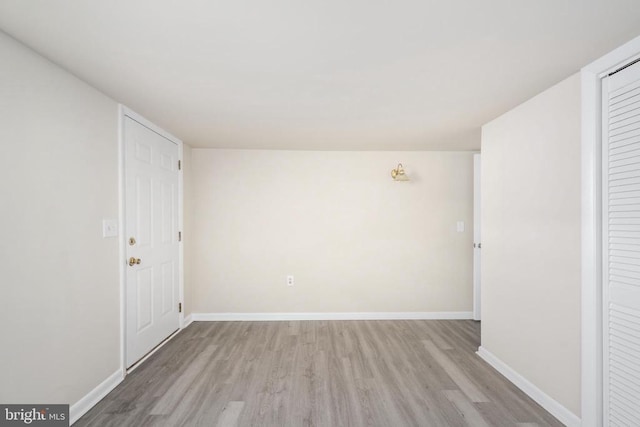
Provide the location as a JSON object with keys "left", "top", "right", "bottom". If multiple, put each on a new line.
{"left": 128, "top": 257, "right": 141, "bottom": 266}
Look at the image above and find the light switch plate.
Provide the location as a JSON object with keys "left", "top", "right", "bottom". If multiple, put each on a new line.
{"left": 456, "top": 221, "right": 465, "bottom": 232}
{"left": 102, "top": 219, "right": 118, "bottom": 238}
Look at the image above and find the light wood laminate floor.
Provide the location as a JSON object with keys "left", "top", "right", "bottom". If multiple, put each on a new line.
{"left": 77, "top": 320, "right": 563, "bottom": 426}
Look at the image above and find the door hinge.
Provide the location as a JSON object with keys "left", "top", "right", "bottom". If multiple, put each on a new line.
{"left": 178, "top": 231, "right": 182, "bottom": 242}
{"left": 179, "top": 302, "right": 182, "bottom": 313}
{"left": 178, "top": 160, "right": 182, "bottom": 170}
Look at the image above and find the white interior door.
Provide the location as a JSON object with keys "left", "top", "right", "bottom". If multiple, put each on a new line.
{"left": 602, "top": 59, "right": 640, "bottom": 426}
{"left": 125, "top": 116, "right": 180, "bottom": 368}
{"left": 473, "top": 153, "right": 481, "bottom": 321}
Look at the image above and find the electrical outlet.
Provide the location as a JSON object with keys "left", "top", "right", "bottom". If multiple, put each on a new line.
{"left": 287, "top": 275, "right": 294, "bottom": 286}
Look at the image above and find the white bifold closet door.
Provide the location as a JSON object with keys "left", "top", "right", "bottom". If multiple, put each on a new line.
{"left": 603, "top": 58, "right": 640, "bottom": 426}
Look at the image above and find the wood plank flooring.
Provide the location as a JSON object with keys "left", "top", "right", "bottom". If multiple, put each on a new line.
{"left": 76, "top": 320, "right": 564, "bottom": 426}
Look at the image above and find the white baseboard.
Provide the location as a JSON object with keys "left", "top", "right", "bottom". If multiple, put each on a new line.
{"left": 191, "top": 311, "right": 473, "bottom": 321}
{"left": 70, "top": 369, "right": 124, "bottom": 425}
{"left": 182, "top": 314, "right": 193, "bottom": 328}
{"left": 476, "top": 346, "right": 580, "bottom": 427}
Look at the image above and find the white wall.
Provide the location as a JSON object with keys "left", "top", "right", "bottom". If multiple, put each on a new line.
{"left": 481, "top": 74, "right": 582, "bottom": 416}
{"left": 191, "top": 149, "right": 474, "bottom": 315}
{"left": 0, "top": 32, "right": 120, "bottom": 404}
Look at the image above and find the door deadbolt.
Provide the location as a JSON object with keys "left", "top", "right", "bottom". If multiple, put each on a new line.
{"left": 128, "top": 257, "right": 141, "bottom": 266}
{"left": 129, "top": 237, "right": 136, "bottom": 246}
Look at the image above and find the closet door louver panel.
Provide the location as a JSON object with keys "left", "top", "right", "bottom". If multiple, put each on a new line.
{"left": 604, "top": 59, "right": 640, "bottom": 427}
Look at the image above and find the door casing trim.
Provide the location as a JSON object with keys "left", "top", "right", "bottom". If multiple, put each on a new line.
{"left": 473, "top": 152, "right": 481, "bottom": 321}
{"left": 118, "top": 105, "right": 185, "bottom": 377}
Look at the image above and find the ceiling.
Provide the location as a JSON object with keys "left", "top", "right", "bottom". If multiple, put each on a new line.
{"left": 1, "top": 1, "right": 640, "bottom": 150}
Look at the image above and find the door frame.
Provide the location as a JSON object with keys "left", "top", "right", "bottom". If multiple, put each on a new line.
{"left": 118, "top": 105, "right": 185, "bottom": 375}
{"left": 473, "top": 153, "right": 481, "bottom": 321}
{"left": 581, "top": 35, "right": 640, "bottom": 427}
